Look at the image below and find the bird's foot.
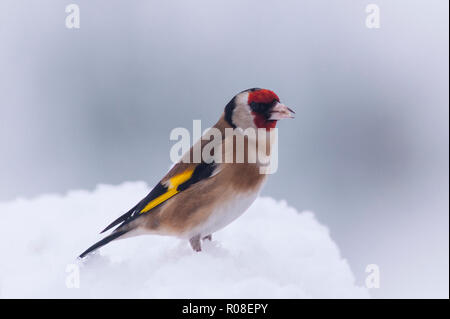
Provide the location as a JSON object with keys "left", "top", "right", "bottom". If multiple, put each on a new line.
{"left": 202, "top": 234, "right": 212, "bottom": 241}
{"left": 189, "top": 235, "right": 202, "bottom": 252}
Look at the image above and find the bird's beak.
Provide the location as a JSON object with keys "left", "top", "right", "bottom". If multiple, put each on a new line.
{"left": 269, "top": 103, "right": 295, "bottom": 120}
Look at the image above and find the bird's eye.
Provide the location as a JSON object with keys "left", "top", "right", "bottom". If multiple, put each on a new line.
{"left": 249, "top": 101, "right": 275, "bottom": 117}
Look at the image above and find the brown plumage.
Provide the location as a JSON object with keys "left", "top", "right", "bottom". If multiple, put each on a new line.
{"left": 79, "top": 88, "right": 294, "bottom": 258}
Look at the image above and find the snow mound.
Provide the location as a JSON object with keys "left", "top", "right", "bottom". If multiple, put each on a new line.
{"left": 0, "top": 182, "right": 368, "bottom": 298}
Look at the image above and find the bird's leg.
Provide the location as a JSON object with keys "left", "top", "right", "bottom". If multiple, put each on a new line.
{"left": 202, "top": 234, "right": 212, "bottom": 241}
{"left": 189, "top": 234, "right": 202, "bottom": 252}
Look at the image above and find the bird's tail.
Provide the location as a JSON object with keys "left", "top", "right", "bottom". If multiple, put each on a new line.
{"left": 78, "top": 229, "right": 129, "bottom": 259}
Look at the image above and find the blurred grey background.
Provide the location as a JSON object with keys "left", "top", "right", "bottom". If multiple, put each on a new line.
{"left": 0, "top": 0, "right": 448, "bottom": 298}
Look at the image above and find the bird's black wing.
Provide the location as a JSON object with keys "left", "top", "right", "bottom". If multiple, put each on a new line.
{"left": 78, "top": 161, "right": 218, "bottom": 258}
{"left": 100, "top": 161, "right": 218, "bottom": 233}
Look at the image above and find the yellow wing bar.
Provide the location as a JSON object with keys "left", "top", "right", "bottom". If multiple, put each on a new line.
{"left": 139, "top": 169, "right": 194, "bottom": 214}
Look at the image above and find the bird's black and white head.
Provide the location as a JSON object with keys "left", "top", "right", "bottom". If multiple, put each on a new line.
{"left": 224, "top": 88, "right": 294, "bottom": 131}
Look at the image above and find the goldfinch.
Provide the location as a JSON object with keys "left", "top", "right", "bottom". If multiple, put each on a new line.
{"left": 79, "top": 88, "right": 294, "bottom": 258}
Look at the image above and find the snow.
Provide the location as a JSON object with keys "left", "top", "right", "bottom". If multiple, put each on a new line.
{"left": 0, "top": 182, "right": 369, "bottom": 298}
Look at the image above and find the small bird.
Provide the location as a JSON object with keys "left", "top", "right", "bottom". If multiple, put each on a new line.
{"left": 79, "top": 88, "right": 294, "bottom": 258}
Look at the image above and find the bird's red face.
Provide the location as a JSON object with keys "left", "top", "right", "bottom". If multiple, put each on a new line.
{"left": 225, "top": 88, "right": 295, "bottom": 131}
